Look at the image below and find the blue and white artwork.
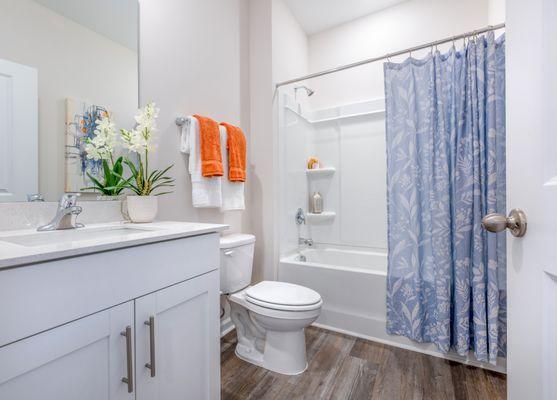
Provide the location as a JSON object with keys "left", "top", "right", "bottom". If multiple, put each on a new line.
{"left": 65, "top": 98, "right": 109, "bottom": 192}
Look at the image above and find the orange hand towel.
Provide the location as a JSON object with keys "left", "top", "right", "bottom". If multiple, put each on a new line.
{"left": 220, "top": 122, "right": 246, "bottom": 182}
{"left": 194, "top": 114, "right": 223, "bottom": 177}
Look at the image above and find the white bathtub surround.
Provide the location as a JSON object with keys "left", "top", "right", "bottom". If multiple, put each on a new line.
{"left": 279, "top": 95, "right": 387, "bottom": 254}
{"left": 0, "top": 200, "right": 125, "bottom": 232}
{"left": 0, "top": 221, "right": 227, "bottom": 269}
{"left": 126, "top": 195, "right": 158, "bottom": 222}
{"left": 279, "top": 245, "right": 507, "bottom": 373}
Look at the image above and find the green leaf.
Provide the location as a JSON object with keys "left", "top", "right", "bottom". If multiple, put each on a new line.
{"left": 86, "top": 173, "right": 105, "bottom": 190}
{"left": 102, "top": 159, "right": 113, "bottom": 187}
{"left": 150, "top": 164, "right": 174, "bottom": 182}
{"left": 124, "top": 158, "right": 138, "bottom": 177}
{"left": 113, "top": 157, "right": 124, "bottom": 177}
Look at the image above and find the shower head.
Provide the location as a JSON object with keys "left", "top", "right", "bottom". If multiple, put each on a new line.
{"left": 294, "top": 85, "right": 315, "bottom": 97}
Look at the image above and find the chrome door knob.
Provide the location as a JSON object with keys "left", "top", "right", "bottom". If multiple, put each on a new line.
{"left": 482, "top": 209, "right": 527, "bottom": 237}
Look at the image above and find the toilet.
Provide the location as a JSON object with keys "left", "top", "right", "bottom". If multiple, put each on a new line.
{"left": 220, "top": 233, "right": 322, "bottom": 375}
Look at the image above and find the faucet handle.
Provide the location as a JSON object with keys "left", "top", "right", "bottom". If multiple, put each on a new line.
{"left": 59, "top": 193, "right": 81, "bottom": 209}
{"left": 295, "top": 208, "right": 306, "bottom": 225}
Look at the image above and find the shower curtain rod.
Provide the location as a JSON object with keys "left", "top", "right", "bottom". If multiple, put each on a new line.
{"left": 275, "top": 23, "right": 505, "bottom": 89}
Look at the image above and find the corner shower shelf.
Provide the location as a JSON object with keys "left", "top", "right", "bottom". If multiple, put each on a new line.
{"left": 306, "top": 167, "right": 336, "bottom": 178}
{"left": 306, "top": 211, "right": 336, "bottom": 223}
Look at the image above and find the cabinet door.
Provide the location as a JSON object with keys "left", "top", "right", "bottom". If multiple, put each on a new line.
{"left": 135, "top": 270, "right": 220, "bottom": 400}
{"left": 0, "top": 301, "right": 134, "bottom": 400}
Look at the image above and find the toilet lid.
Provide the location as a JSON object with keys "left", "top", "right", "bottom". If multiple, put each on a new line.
{"left": 245, "top": 281, "right": 322, "bottom": 310}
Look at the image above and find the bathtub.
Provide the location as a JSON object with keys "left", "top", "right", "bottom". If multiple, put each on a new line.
{"left": 279, "top": 246, "right": 388, "bottom": 341}
{"left": 278, "top": 245, "right": 506, "bottom": 372}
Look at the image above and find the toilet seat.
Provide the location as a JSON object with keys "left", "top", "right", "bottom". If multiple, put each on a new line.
{"left": 229, "top": 288, "right": 322, "bottom": 319}
{"left": 245, "top": 281, "right": 322, "bottom": 312}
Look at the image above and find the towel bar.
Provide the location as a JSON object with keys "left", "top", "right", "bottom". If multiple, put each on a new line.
{"left": 175, "top": 117, "right": 187, "bottom": 127}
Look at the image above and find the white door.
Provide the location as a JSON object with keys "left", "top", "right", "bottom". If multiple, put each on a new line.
{"left": 0, "top": 58, "right": 38, "bottom": 202}
{"left": 506, "top": 0, "right": 557, "bottom": 399}
{"left": 0, "top": 301, "right": 134, "bottom": 400}
{"left": 135, "top": 270, "right": 220, "bottom": 400}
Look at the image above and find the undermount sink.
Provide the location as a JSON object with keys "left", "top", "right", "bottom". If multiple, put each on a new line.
{"left": 0, "top": 225, "right": 161, "bottom": 247}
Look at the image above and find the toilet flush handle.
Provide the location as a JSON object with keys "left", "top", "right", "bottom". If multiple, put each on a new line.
{"left": 224, "top": 250, "right": 235, "bottom": 256}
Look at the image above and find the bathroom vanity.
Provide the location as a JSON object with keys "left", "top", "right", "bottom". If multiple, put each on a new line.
{"left": 0, "top": 221, "right": 227, "bottom": 400}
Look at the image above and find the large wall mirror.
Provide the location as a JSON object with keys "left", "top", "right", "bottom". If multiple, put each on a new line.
{"left": 0, "top": 0, "right": 139, "bottom": 202}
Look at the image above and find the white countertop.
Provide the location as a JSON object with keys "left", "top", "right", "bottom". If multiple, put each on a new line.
{"left": 0, "top": 221, "right": 228, "bottom": 270}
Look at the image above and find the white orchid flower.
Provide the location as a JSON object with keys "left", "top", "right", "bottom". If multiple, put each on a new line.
{"left": 85, "top": 113, "right": 118, "bottom": 161}
{"left": 121, "top": 102, "right": 159, "bottom": 154}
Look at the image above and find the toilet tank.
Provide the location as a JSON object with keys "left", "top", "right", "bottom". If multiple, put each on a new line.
{"left": 220, "top": 234, "right": 256, "bottom": 294}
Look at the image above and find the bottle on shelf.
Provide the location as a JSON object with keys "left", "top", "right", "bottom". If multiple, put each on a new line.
{"left": 310, "top": 192, "right": 323, "bottom": 214}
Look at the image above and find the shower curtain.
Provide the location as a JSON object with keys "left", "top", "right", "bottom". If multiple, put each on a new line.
{"left": 384, "top": 32, "right": 506, "bottom": 364}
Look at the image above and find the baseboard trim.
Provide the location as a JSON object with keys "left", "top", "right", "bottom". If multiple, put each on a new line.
{"left": 220, "top": 317, "right": 235, "bottom": 338}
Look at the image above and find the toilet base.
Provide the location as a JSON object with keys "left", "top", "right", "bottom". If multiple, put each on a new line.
{"left": 234, "top": 328, "right": 309, "bottom": 375}
{"left": 228, "top": 289, "right": 321, "bottom": 376}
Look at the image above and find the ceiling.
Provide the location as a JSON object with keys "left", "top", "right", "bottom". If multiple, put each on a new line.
{"left": 33, "top": 0, "right": 138, "bottom": 51}
{"left": 283, "top": 0, "right": 409, "bottom": 35}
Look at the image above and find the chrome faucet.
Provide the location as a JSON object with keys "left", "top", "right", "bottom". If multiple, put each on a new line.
{"left": 37, "top": 193, "right": 84, "bottom": 231}
{"left": 295, "top": 208, "right": 306, "bottom": 225}
{"left": 27, "top": 193, "right": 44, "bottom": 202}
{"left": 298, "top": 237, "right": 314, "bottom": 247}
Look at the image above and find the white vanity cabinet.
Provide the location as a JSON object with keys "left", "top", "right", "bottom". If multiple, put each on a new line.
{"left": 0, "top": 229, "right": 223, "bottom": 400}
{"left": 135, "top": 272, "right": 220, "bottom": 400}
{"left": 0, "top": 301, "right": 135, "bottom": 400}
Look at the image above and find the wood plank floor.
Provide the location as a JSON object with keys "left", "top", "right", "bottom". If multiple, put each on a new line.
{"left": 221, "top": 327, "right": 506, "bottom": 400}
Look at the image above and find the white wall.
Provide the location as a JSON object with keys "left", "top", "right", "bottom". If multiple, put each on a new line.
{"left": 139, "top": 0, "right": 296, "bottom": 285}
{"left": 307, "top": 0, "right": 491, "bottom": 109}
{"left": 247, "top": 0, "right": 274, "bottom": 282}
{"left": 271, "top": 0, "right": 309, "bottom": 83}
{"left": 0, "top": 0, "right": 138, "bottom": 201}
{"left": 245, "top": 0, "right": 310, "bottom": 281}
{"left": 140, "top": 0, "right": 250, "bottom": 237}
{"left": 489, "top": 0, "right": 506, "bottom": 25}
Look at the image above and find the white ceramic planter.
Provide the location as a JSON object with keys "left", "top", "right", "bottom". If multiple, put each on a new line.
{"left": 126, "top": 195, "right": 158, "bottom": 223}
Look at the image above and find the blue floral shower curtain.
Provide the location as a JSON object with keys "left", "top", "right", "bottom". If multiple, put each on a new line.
{"left": 384, "top": 32, "right": 506, "bottom": 364}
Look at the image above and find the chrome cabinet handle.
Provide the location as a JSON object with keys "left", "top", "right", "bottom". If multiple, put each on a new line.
{"left": 224, "top": 250, "right": 235, "bottom": 256}
{"left": 144, "top": 316, "right": 156, "bottom": 377}
{"left": 120, "top": 326, "right": 133, "bottom": 393}
{"left": 482, "top": 208, "right": 527, "bottom": 237}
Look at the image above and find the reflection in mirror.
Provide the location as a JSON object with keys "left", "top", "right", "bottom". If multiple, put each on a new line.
{"left": 0, "top": 0, "right": 139, "bottom": 202}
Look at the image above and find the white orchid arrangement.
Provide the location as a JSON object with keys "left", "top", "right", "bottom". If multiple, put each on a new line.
{"left": 82, "top": 102, "right": 174, "bottom": 197}
{"left": 82, "top": 113, "right": 129, "bottom": 196}
{"left": 120, "top": 102, "right": 174, "bottom": 196}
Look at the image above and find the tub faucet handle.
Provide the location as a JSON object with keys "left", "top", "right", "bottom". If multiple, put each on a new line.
{"left": 298, "top": 237, "right": 313, "bottom": 247}
{"left": 295, "top": 208, "right": 306, "bottom": 225}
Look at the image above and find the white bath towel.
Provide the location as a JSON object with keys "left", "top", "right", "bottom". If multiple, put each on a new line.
{"left": 219, "top": 125, "right": 245, "bottom": 211}
{"left": 180, "top": 116, "right": 222, "bottom": 208}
